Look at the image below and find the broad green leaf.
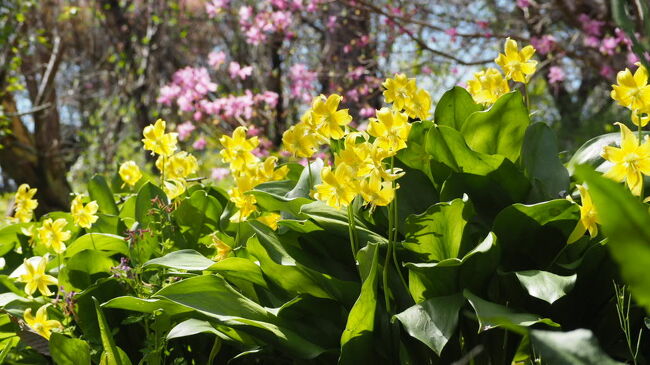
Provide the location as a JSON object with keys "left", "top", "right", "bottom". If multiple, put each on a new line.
{"left": 514, "top": 270, "right": 576, "bottom": 304}
{"left": 174, "top": 190, "right": 222, "bottom": 240}
{"left": 403, "top": 198, "right": 472, "bottom": 262}
{"left": 249, "top": 190, "right": 310, "bottom": 218}
{"left": 521, "top": 122, "right": 570, "bottom": 200}
{"left": 395, "top": 293, "right": 464, "bottom": 355}
{"left": 577, "top": 166, "right": 650, "bottom": 313}
{"left": 166, "top": 318, "right": 220, "bottom": 339}
{"left": 209, "top": 257, "right": 268, "bottom": 288}
{"left": 397, "top": 120, "right": 436, "bottom": 179}
{"left": 248, "top": 221, "right": 359, "bottom": 304}
{"left": 144, "top": 249, "right": 214, "bottom": 271}
{"left": 406, "top": 233, "right": 498, "bottom": 302}
{"left": 339, "top": 242, "right": 379, "bottom": 364}
{"left": 75, "top": 279, "right": 127, "bottom": 344}
{"left": 64, "top": 233, "right": 128, "bottom": 258}
{"left": 135, "top": 182, "right": 166, "bottom": 225}
{"left": 88, "top": 175, "right": 119, "bottom": 215}
{"left": 0, "top": 223, "right": 29, "bottom": 257}
{"left": 154, "top": 275, "right": 270, "bottom": 321}
{"left": 464, "top": 290, "right": 559, "bottom": 333}
{"left": 60, "top": 250, "right": 115, "bottom": 291}
{"left": 286, "top": 158, "right": 323, "bottom": 199}
{"left": 460, "top": 91, "right": 530, "bottom": 162}
{"left": 102, "top": 296, "right": 191, "bottom": 317}
{"left": 394, "top": 162, "right": 440, "bottom": 222}
{"left": 566, "top": 132, "right": 627, "bottom": 175}
{"left": 93, "top": 297, "right": 128, "bottom": 365}
{"left": 530, "top": 329, "right": 623, "bottom": 365}
{"left": 434, "top": 86, "right": 481, "bottom": 130}
{"left": 49, "top": 333, "right": 91, "bottom": 365}
{"left": 492, "top": 200, "right": 579, "bottom": 271}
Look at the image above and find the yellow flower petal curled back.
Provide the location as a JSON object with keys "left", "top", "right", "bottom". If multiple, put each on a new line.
{"left": 18, "top": 257, "right": 58, "bottom": 297}
{"left": 228, "top": 185, "right": 258, "bottom": 222}
{"left": 382, "top": 73, "right": 417, "bottom": 110}
{"left": 282, "top": 122, "right": 320, "bottom": 158}
{"left": 156, "top": 151, "right": 198, "bottom": 180}
{"left": 601, "top": 122, "right": 650, "bottom": 196}
{"left": 313, "top": 165, "right": 358, "bottom": 209}
{"left": 404, "top": 88, "right": 432, "bottom": 121}
{"left": 24, "top": 305, "right": 62, "bottom": 340}
{"left": 335, "top": 133, "right": 374, "bottom": 178}
{"left": 211, "top": 233, "right": 232, "bottom": 261}
{"left": 37, "top": 218, "right": 71, "bottom": 254}
{"left": 311, "top": 94, "right": 352, "bottom": 140}
{"left": 611, "top": 64, "right": 650, "bottom": 113}
{"left": 119, "top": 161, "right": 143, "bottom": 187}
{"left": 359, "top": 173, "right": 396, "bottom": 207}
{"left": 71, "top": 195, "right": 99, "bottom": 229}
{"left": 495, "top": 38, "right": 537, "bottom": 83}
{"left": 142, "top": 119, "right": 178, "bottom": 156}
{"left": 367, "top": 107, "right": 412, "bottom": 155}
{"left": 163, "top": 179, "right": 187, "bottom": 200}
{"left": 467, "top": 68, "right": 511, "bottom": 105}
{"left": 219, "top": 126, "right": 259, "bottom": 171}
{"left": 567, "top": 185, "right": 600, "bottom": 243}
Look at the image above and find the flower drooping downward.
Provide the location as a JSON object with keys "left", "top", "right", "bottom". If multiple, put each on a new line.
{"left": 567, "top": 185, "right": 599, "bottom": 243}
{"left": 24, "top": 305, "right": 62, "bottom": 339}
{"left": 601, "top": 122, "right": 650, "bottom": 196}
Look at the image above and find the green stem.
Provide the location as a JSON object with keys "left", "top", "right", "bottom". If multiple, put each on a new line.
{"left": 391, "top": 190, "right": 409, "bottom": 292}
{"left": 307, "top": 159, "right": 313, "bottom": 193}
{"left": 383, "top": 225, "right": 392, "bottom": 313}
{"left": 347, "top": 204, "right": 358, "bottom": 258}
{"left": 523, "top": 83, "right": 530, "bottom": 111}
{"left": 89, "top": 231, "right": 97, "bottom": 250}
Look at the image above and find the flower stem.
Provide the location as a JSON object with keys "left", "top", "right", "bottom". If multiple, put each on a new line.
{"left": 347, "top": 204, "right": 358, "bottom": 257}
{"left": 89, "top": 231, "right": 97, "bottom": 250}
{"left": 307, "top": 159, "right": 313, "bottom": 193}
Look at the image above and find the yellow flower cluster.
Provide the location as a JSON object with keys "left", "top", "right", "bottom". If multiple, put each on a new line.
{"left": 136, "top": 119, "right": 199, "bottom": 200}
{"left": 16, "top": 257, "right": 58, "bottom": 297}
{"left": 24, "top": 305, "right": 62, "bottom": 340}
{"left": 601, "top": 123, "right": 650, "bottom": 196}
{"left": 611, "top": 63, "right": 650, "bottom": 126}
{"left": 37, "top": 218, "right": 71, "bottom": 254}
{"left": 382, "top": 74, "right": 431, "bottom": 120}
{"left": 71, "top": 195, "right": 99, "bottom": 229}
{"left": 467, "top": 38, "right": 537, "bottom": 106}
{"left": 220, "top": 126, "right": 288, "bottom": 222}
{"left": 12, "top": 184, "right": 38, "bottom": 223}
{"left": 283, "top": 94, "right": 351, "bottom": 158}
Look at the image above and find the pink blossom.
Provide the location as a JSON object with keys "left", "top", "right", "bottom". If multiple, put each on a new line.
{"left": 359, "top": 107, "right": 375, "bottom": 118}
{"left": 343, "top": 45, "right": 351, "bottom": 54}
{"left": 599, "top": 37, "right": 618, "bottom": 55}
{"left": 627, "top": 52, "right": 640, "bottom": 66}
{"left": 271, "top": 0, "right": 288, "bottom": 10}
{"left": 159, "top": 67, "right": 217, "bottom": 112}
{"left": 347, "top": 66, "right": 366, "bottom": 80}
{"left": 346, "top": 89, "right": 359, "bottom": 102}
{"left": 476, "top": 21, "right": 489, "bottom": 29}
{"left": 578, "top": 14, "right": 604, "bottom": 37}
{"left": 255, "top": 91, "right": 279, "bottom": 108}
{"left": 583, "top": 36, "right": 600, "bottom": 48}
{"left": 421, "top": 66, "right": 432, "bottom": 75}
{"left": 445, "top": 28, "right": 458, "bottom": 42}
{"left": 516, "top": 0, "right": 530, "bottom": 9}
{"left": 192, "top": 137, "right": 207, "bottom": 150}
{"left": 206, "top": 0, "right": 229, "bottom": 18}
{"left": 239, "top": 6, "right": 253, "bottom": 24}
{"left": 615, "top": 28, "right": 632, "bottom": 47}
{"left": 157, "top": 84, "right": 181, "bottom": 105}
{"left": 531, "top": 35, "right": 556, "bottom": 55}
{"left": 211, "top": 167, "right": 230, "bottom": 181}
{"left": 599, "top": 65, "right": 614, "bottom": 79}
{"left": 247, "top": 125, "right": 262, "bottom": 136}
{"left": 326, "top": 16, "right": 337, "bottom": 30}
{"left": 177, "top": 121, "right": 196, "bottom": 141}
{"left": 289, "top": 63, "right": 317, "bottom": 103}
{"left": 548, "top": 66, "right": 565, "bottom": 84}
{"left": 252, "top": 138, "right": 273, "bottom": 157}
{"left": 356, "top": 120, "right": 369, "bottom": 131}
{"left": 229, "top": 62, "right": 253, "bottom": 80}
{"left": 208, "top": 51, "right": 226, "bottom": 69}
{"left": 271, "top": 11, "right": 293, "bottom": 31}
{"left": 358, "top": 35, "right": 370, "bottom": 46}
{"left": 451, "top": 67, "right": 458, "bottom": 75}
{"left": 193, "top": 111, "right": 203, "bottom": 121}
{"left": 245, "top": 26, "right": 266, "bottom": 45}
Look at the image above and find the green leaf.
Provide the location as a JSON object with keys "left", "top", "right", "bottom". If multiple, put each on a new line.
{"left": 174, "top": 190, "right": 222, "bottom": 240}
{"left": 397, "top": 120, "right": 440, "bottom": 182}
{"left": 566, "top": 132, "right": 621, "bottom": 175}
{"left": 464, "top": 290, "right": 559, "bottom": 333}
{"left": 0, "top": 223, "right": 28, "bottom": 257}
{"left": 530, "top": 329, "right": 623, "bottom": 365}
{"left": 166, "top": 319, "right": 220, "bottom": 340}
{"left": 434, "top": 86, "right": 482, "bottom": 130}
{"left": 60, "top": 250, "right": 115, "bottom": 291}
{"left": 135, "top": 182, "right": 166, "bottom": 225}
{"left": 403, "top": 198, "right": 472, "bottom": 261}
{"left": 88, "top": 175, "right": 119, "bottom": 215}
{"left": 339, "top": 242, "right": 379, "bottom": 364}
{"left": 102, "top": 296, "right": 191, "bottom": 317}
{"left": 286, "top": 158, "right": 323, "bottom": 199}
{"left": 49, "top": 333, "right": 91, "bottom": 365}
{"left": 577, "top": 166, "right": 650, "bottom": 313}
{"left": 492, "top": 200, "right": 579, "bottom": 271}
{"left": 521, "top": 122, "right": 570, "bottom": 200}
{"left": 394, "top": 293, "right": 464, "bottom": 355}
{"left": 93, "top": 297, "right": 127, "bottom": 365}
{"left": 460, "top": 91, "right": 530, "bottom": 162}
{"left": 514, "top": 270, "right": 576, "bottom": 304}
{"left": 249, "top": 190, "right": 310, "bottom": 218}
{"left": 64, "top": 233, "right": 128, "bottom": 258}
{"left": 144, "top": 249, "right": 214, "bottom": 271}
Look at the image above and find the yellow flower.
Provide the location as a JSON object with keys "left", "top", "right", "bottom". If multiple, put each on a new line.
{"left": 313, "top": 165, "right": 358, "bottom": 209}
{"left": 163, "top": 179, "right": 187, "bottom": 200}
{"left": 567, "top": 185, "right": 599, "bottom": 243}
{"left": 255, "top": 156, "right": 289, "bottom": 183}
{"left": 335, "top": 133, "right": 373, "bottom": 177}
{"left": 119, "top": 161, "right": 143, "bottom": 187}
{"left": 13, "top": 184, "right": 38, "bottom": 223}
{"left": 282, "top": 122, "right": 320, "bottom": 158}
{"left": 257, "top": 212, "right": 282, "bottom": 230}
{"left": 219, "top": 126, "right": 259, "bottom": 171}
{"left": 601, "top": 122, "right": 650, "bottom": 196}
{"left": 632, "top": 111, "right": 650, "bottom": 127}
{"left": 367, "top": 107, "right": 412, "bottom": 154}
{"left": 37, "top": 218, "right": 71, "bottom": 254}
{"left": 382, "top": 73, "right": 417, "bottom": 110}
{"left": 18, "top": 257, "right": 58, "bottom": 297}
{"left": 495, "top": 38, "right": 537, "bottom": 83}
{"left": 70, "top": 195, "right": 99, "bottom": 229}
{"left": 228, "top": 186, "right": 258, "bottom": 222}
{"left": 156, "top": 151, "right": 198, "bottom": 179}
{"left": 404, "top": 88, "right": 432, "bottom": 120}
{"left": 467, "top": 68, "right": 511, "bottom": 105}
{"left": 211, "top": 233, "right": 232, "bottom": 261}
{"left": 24, "top": 305, "right": 62, "bottom": 339}
{"left": 359, "top": 173, "right": 395, "bottom": 207}
{"left": 142, "top": 119, "right": 178, "bottom": 156}
{"left": 611, "top": 65, "right": 650, "bottom": 113}
{"left": 311, "top": 94, "right": 352, "bottom": 140}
